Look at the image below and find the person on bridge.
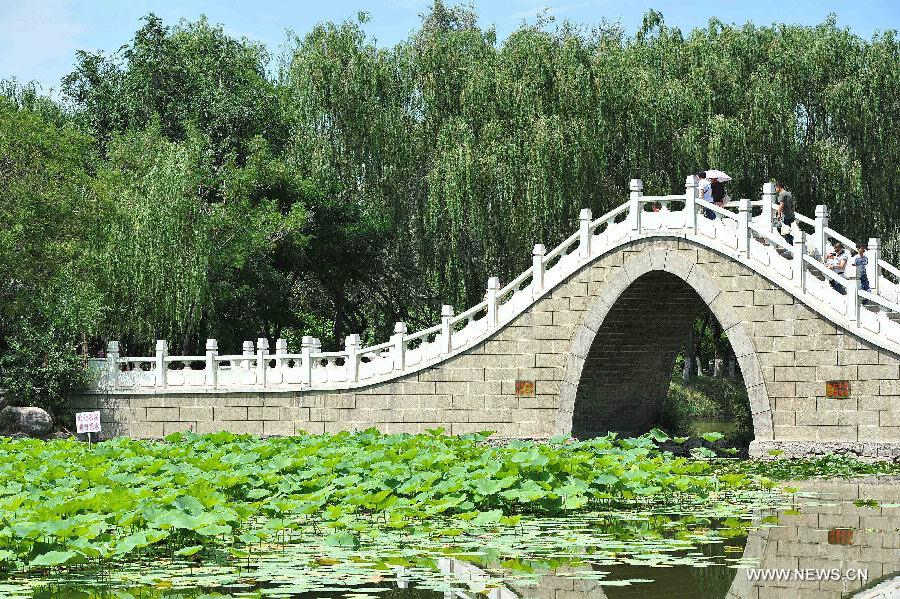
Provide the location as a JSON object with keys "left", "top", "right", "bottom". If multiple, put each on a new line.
{"left": 697, "top": 171, "right": 715, "bottom": 219}
{"left": 774, "top": 181, "right": 794, "bottom": 245}
{"left": 710, "top": 177, "right": 727, "bottom": 211}
{"left": 854, "top": 241, "right": 871, "bottom": 301}
{"left": 825, "top": 241, "right": 850, "bottom": 294}
{"left": 698, "top": 171, "right": 728, "bottom": 220}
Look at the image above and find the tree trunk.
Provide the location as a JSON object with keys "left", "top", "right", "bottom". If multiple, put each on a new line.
{"left": 712, "top": 319, "right": 723, "bottom": 377}
{"left": 683, "top": 326, "right": 694, "bottom": 382}
{"left": 332, "top": 283, "right": 346, "bottom": 350}
{"left": 695, "top": 312, "right": 710, "bottom": 376}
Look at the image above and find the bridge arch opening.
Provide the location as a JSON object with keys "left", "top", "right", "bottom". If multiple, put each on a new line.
{"left": 556, "top": 252, "right": 772, "bottom": 447}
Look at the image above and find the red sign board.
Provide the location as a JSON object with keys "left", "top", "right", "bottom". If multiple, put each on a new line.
{"left": 515, "top": 380, "right": 535, "bottom": 397}
{"left": 826, "top": 380, "right": 851, "bottom": 399}
{"left": 828, "top": 528, "right": 853, "bottom": 545}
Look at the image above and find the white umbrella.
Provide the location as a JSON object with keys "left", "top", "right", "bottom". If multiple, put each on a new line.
{"left": 704, "top": 169, "right": 732, "bottom": 182}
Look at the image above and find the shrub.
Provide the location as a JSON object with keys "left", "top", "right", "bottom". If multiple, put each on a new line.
{"left": 0, "top": 316, "right": 90, "bottom": 420}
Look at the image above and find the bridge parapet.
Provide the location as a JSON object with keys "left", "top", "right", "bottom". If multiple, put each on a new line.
{"left": 87, "top": 177, "right": 900, "bottom": 396}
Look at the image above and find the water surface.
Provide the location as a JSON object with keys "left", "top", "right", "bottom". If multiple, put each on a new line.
{"left": 8, "top": 479, "right": 899, "bottom": 599}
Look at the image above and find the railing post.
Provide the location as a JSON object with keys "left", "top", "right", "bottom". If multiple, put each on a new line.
{"left": 793, "top": 232, "right": 807, "bottom": 293}
{"left": 868, "top": 237, "right": 881, "bottom": 296}
{"left": 301, "top": 335, "right": 315, "bottom": 384}
{"left": 486, "top": 276, "right": 500, "bottom": 328}
{"left": 155, "top": 340, "right": 168, "bottom": 388}
{"left": 813, "top": 205, "right": 829, "bottom": 259}
{"left": 737, "top": 197, "right": 751, "bottom": 256}
{"left": 390, "top": 322, "right": 407, "bottom": 371}
{"left": 274, "top": 338, "right": 287, "bottom": 384}
{"left": 684, "top": 174, "right": 698, "bottom": 234}
{"left": 441, "top": 305, "right": 454, "bottom": 353}
{"left": 579, "top": 208, "right": 592, "bottom": 258}
{"left": 107, "top": 341, "right": 120, "bottom": 389}
{"left": 345, "top": 334, "right": 360, "bottom": 382}
{"left": 532, "top": 244, "right": 546, "bottom": 296}
{"left": 242, "top": 340, "right": 254, "bottom": 370}
{"left": 761, "top": 181, "right": 776, "bottom": 235}
{"left": 256, "top": 337, "right": 269, "bottom": 387}
{"left": 847, "top": 274, "right": 859, "bottom": 322}
{"left": 205, "top": 339, "right": 218, "bottom": 388}
{"left": 629, "top": 179, "right": 643, "bottom": 233}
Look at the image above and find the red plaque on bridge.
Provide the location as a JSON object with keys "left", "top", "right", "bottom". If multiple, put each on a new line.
{"left": 827, "top": 528, "right": 853, "bottom": 545}
{"left": 826, "top": 380, "right": 851, "bottom": 399}
{"left": 515, "top": 380, "right": 535, "bottom": 397}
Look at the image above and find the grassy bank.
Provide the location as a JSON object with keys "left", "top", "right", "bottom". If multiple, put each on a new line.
{"left": 662, "top": 371, "right": 754, "bottom": 448}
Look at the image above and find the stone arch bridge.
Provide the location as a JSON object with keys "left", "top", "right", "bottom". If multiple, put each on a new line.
{"left": 80, "top": 178, "right": 900, "bottom": 458}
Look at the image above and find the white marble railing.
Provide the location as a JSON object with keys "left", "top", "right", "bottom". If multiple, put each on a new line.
{"left": 87, "top": 176, "right": 900, "bottom": 394}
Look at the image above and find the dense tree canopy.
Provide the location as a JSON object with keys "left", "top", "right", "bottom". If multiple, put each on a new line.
{"left": 1, "top": 3, "right": 898, "bottom": 413}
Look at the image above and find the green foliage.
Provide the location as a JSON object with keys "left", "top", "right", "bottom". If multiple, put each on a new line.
{"left": 0, "top": 430, "right": 764, "bottom": 573}
{"left": 0, "top": 95, "right": 103, "bottom": 411}
{"left": 661, "top": 371, "right": 754, "bottom": 448}
{"left": 0, "top": 311, "right": 92, "bottom": 416}
{"left": 91, "top": 127, "right": 305, "bottom": 353}
{"left": 93, "top": 127, "right": 219, "bottom": 349}
{"left": 63, "top": 14, "right": 282, "bottom": 163}
{"left": 722, "top": 453, "right": 900, "bottom": 479}
{"left": 0, "top": 97, "right": 97, "bottom": 319}
{"left": 3, "top": 6, "right": 900, "bottom": 407}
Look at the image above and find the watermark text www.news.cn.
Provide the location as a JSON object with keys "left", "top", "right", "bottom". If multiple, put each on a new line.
{"left": 745, "top": 568, "right": 867, "bottom": 582}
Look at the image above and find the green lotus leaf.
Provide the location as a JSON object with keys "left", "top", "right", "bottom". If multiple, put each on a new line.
{"left": 29, "top": 550, "right": 79, "bottom": 568}
{"left": 700, "top": 432, "right": 724, "bottom": 443}
{"left": 324, "top": 531, "right": 360, "bottom": 548}
{"left": 472, "top": 509, "right": 503, "bottom": 525}
{"left": 647, "top": 428, "right": 670, "bottom": 442}
{"left": 174, "top": 545, "right": 203, "bottom": 557}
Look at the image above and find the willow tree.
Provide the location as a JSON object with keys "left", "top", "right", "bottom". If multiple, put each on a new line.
{"left": 282, "top": 5, "right": 899, "bottom": 317}
{"left": 48, "top": 4, "right": 900, "bottom": 353}
{"left": 93, "top": 129, "right": 215, "bottom": 353}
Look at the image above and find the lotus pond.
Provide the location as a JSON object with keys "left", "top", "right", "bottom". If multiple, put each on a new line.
{"left": 1, "top": 430, "right": 898, "bottom": 598}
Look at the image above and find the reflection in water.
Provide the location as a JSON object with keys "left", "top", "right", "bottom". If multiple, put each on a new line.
{"left": 731, "top": 479, "right": 900, "bottom": 599}
{"left": 499, "top": 479, "right": 899, "bottom": 599}
{"left": 12, "top": 480, "right": 900, "bottom": 599}
{"left": 593, "top": 542, "right": 737, "bottom": 598}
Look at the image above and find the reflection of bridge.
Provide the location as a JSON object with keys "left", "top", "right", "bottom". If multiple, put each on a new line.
{"left": 80, "top": 177, "right": 900, "bottom": 457}
{"left": 432, "top": 481, "right": 900, "bottom": 599}
{"left": 741, "top": 480, "right": 900, "bottom": 599}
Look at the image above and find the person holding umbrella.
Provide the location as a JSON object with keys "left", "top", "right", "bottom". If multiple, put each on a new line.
{"left": 701, "top": 169, "right": 731, "bottom": 219}
{"left": 697, "top": 171, "right": 714, "bottom": 219}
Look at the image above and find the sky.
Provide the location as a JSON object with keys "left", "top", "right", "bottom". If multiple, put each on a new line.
{"left": 2, "top": 0, "right": 898, "bottom": 96}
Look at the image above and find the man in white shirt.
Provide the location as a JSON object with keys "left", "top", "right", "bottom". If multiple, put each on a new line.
{"left": 825, "top": 241, "right": 849, "bottom": 295}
